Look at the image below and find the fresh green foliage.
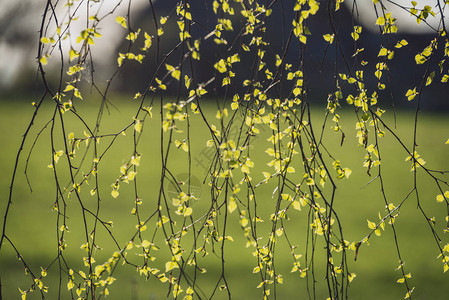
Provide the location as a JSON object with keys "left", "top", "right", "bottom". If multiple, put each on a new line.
{"left": 1, "top": 0, "right": 449, "bottom": 299}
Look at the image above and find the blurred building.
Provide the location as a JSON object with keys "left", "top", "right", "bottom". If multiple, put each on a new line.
{"left": 0, "top": 0, "right": 448, "bottom": 109}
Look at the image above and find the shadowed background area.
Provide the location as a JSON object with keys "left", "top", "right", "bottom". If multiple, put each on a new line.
{"left": 1, "top": 0, "right": 448, "bottom": 110}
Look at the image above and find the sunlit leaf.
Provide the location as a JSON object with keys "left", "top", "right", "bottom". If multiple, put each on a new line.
{"left": 367, "top": 220, "right": 376, "bottom": 230}
{"left": 115, "top": 16, "right": 127, "bottom": 28}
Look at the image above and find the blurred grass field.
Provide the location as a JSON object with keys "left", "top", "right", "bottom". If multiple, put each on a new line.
{"left": 1, "top": 97, "right": 448, "bottom": 299}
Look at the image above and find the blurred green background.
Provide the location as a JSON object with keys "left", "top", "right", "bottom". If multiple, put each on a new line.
{"left": 1, "top": 97, "right": 448, "bottom": 299}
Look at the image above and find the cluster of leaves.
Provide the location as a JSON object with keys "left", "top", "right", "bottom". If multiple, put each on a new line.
{"left": 1, "top": 0, "right": 449, "bottom": 299}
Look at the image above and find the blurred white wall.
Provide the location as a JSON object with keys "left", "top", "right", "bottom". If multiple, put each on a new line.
{"left": 0, "top": 0, "right": 147, "bottom": 88}
{"left": 0, "top": 1, "right": 42, "bottom": 86}
{"left": 344, "top": 0, "right": 448, "bottom": 33}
